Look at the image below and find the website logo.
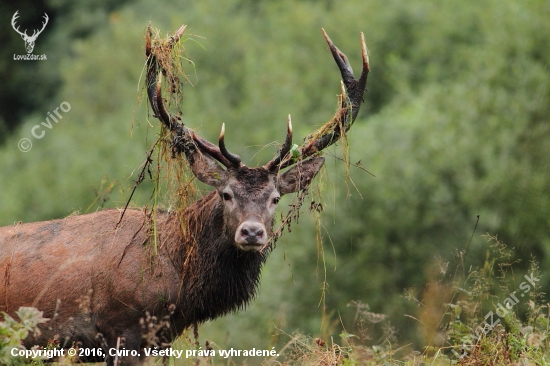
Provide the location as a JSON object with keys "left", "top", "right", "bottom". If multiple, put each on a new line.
{"left": 12, "top": 11, "right": 48, "bottom": 60}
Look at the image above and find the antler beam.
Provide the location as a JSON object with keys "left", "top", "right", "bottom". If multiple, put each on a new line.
{"left": 275, "top": 29, "right": 369, "bottom": 170}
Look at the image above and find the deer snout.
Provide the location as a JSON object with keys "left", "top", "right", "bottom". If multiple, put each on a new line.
{"left": 235, "top": 221, "right": 267, "bottom": 250}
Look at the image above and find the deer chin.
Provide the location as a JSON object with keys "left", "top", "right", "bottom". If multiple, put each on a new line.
{"left": 236, "top": 242, "right": 265, "bottom": 252}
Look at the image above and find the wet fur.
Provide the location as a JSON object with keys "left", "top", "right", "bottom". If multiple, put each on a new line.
{"left": 0, "top": 191, "right": 267, "bottom": 364}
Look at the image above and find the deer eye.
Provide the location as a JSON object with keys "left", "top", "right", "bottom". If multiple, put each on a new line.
{"left": 223, "top": 192, "right": 232, "bottom": 201}
{"left": 272, "top": 196, "right": 280, "bottom": 205}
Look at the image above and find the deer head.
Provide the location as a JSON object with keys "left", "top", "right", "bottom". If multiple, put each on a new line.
{"left": 145, "top": 24, "right": 369, "bottom": 252}
{"left": 11, "top": 11, "right": 49, "bottom": 54}
{"left": 184, "top": 119, "right": 325, "bottom": 251}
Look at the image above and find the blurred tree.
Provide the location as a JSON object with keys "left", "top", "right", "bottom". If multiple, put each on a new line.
{"left": 0, "top": 0, "right": 135, "bottom": 142}
{"left": 277, "top": 0, "right": 550, "bottom": 348}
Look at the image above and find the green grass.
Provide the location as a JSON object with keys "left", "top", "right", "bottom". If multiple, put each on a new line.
{"left": 4, "top": 236, "right": 549, "bottom": 365}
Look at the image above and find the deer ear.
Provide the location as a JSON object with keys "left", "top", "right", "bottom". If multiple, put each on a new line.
{"left": 189, "top": 152, "right": 228, "bottom": 188}
{"left": 278, "top": 157, "right": 324, "bottom": 195}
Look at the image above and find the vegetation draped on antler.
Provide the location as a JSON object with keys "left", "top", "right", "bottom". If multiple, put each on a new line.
{"left": 145, "top": 24, "right": 369, "bottom": 171}
{"left": 277, "top": 29, "right": 370, "bottom": 170}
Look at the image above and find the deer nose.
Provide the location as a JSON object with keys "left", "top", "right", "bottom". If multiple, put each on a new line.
{"left": 235, "top": 221, "right": 267, "bottom": 249}
{"left": 241, "top": 225, "right": 264, "bottom": 239}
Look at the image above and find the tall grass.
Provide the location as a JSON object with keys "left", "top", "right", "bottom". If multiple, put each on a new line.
{"left": 4, "top": 236, "right": 548, "bottom": 365}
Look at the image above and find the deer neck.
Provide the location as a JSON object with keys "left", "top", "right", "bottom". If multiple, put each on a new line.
{"left": 163, "top": 190, "right": 268, "bottom": 325}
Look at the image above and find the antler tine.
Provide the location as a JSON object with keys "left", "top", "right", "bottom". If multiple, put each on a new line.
{"left": 145, "top": 22, "right": 152, "bottom": 58}
{"left": 190, "top": 131, "right": 233, "bottom": 168}
{"left": 322, "top": 28, "right": 354, "bottom": 85}
{"left": 167, "top": 24, "right": 187, "bottom": 48}
{"left": 218, "top": 123, "right": 242, "bottom": 168}
{"left": 358, "top": 32, "right": 370, "bottom": 99}
{"left": 265, "top": 115, "right": 293, "bottom": 171}
{"left": 279, "top": 29, "right": 369, "bottom": 169}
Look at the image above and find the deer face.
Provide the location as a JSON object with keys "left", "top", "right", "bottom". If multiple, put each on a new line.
{"left": 22, "top": 36, "right": 38, "bottom": 54}
{"left": 218, "top": 168, "right": 279, "bottom": 250}
{"left": 190, "top": 153, "right": 324, "bottom": 251}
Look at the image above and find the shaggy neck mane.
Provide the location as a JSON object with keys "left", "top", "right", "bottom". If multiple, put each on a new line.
{"left": 158, "top": 190, "right": 268, "bottom": 329}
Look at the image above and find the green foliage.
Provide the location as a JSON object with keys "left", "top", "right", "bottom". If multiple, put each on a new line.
{"left": 0, "top": 307, "right": 48, "bottom": 365}
{"left": 272, "top": 0, "right": 550, "bottom": 350}
{"left": 262, "top": 237, "right": 550, "bottom": 365}
{"left": 442, "top": 237, "right": 550, "bottom": 365}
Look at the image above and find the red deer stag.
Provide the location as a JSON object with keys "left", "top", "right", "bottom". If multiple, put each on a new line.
{"left": 0, "top": 23, "right": 369, "bottom": 365}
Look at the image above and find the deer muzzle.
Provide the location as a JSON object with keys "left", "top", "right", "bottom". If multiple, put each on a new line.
{"left": 235, "top": 217, "right": 267, "bottom": 251}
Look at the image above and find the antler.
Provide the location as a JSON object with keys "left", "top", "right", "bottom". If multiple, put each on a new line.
{"left": 146, "top": 25, "right": 368, "bottom": 172}
{"left": 31, "top": 13, "right": 49, "bottom": 40}
{"left": 145, "top": 24, "right": 242, "bottom": 169}
{"left": 267, "top": 29, "right": 369, "bottom": 171}
{"left": 11, "top": 11, "right": 49, "bottom": 40}
{"left": 11, "top": 11, "right": 27, "bottom": 38}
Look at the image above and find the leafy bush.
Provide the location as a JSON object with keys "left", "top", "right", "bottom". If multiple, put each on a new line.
{"left": 272, "top": 236, "right": 550, "bottom": 365}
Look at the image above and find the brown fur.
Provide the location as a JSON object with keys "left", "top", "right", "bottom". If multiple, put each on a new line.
{"left": 0, "top": 160, "right": 324, "bottom": 365}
